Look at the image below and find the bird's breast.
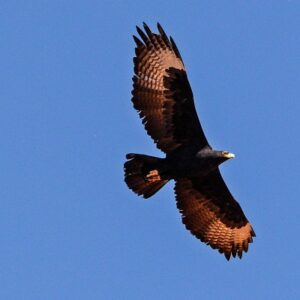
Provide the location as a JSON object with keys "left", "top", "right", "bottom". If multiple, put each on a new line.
{"left": 164, "top": 154, "right": 216, "bottom": 179}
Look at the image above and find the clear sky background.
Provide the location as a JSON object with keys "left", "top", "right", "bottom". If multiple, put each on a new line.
{"left": 1, "top": 1, "right": 300, "bottom": 299}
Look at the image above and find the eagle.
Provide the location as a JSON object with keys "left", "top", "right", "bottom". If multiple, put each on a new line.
{"left": 124, "top": 23, "right": 255, "bottom": 260}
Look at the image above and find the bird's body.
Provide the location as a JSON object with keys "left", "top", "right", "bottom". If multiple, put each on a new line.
{"left": 147, "top": 147, "right": 231, "bottom": 180}
{"left": 124, "top": 23, "right": 255, "bottom": 260}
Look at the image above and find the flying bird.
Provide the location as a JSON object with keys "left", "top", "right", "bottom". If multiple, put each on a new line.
{"left": 124, "top": 23, "right": 255, "bottom": 260}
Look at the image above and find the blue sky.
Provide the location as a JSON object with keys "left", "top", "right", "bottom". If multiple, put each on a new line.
{"left": 1, "top": 1, "right": 300, "bottom": 299}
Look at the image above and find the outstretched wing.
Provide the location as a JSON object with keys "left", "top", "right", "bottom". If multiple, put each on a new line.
{"left": 132, "top": 23, "right": 209, "bottom": 153}
{"left": 175, "top": 170, "right": 255, "bottom": 260}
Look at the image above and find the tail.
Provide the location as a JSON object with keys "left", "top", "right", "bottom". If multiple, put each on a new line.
{"left": 124, "top": 153, "right": 169, "bottom": 199}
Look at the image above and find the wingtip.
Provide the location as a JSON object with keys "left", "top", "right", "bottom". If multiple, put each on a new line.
{"left": 170, "top": 36, "right": 183, "bottom": 61}
{"left": 133, "top": 35, "right": 143, "bottom": 46}
{"left": 224, "top": 253, "right": 231, "bottom": 261}
{"left": 136, "top": 25, "right": 149, "bottom": 44}
{"left": 156, "top": 22, "right": 170, "bottom": 45}
{"left": 136, "top": 25, "right": 143, "bottom": 35}
{"left": 143, "top": 22, "right": 153, "bottom": 38}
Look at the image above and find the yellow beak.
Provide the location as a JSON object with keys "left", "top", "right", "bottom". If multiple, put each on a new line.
{"left": 223, "top": 152, "right": 235, "bottom": 159}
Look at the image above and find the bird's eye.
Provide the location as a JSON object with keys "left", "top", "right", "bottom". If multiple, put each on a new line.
{"left": 222, "top": 151, "right": 229, "bottom": 155}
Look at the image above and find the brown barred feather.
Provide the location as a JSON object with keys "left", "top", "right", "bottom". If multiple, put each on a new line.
{"left": 175, "top": 170, "right": 255, "bottom": 260}
{"left": 132, "top": 23, "right": 209, "bottom": 153}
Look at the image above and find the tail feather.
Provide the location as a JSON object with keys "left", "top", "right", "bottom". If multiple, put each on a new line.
{"left": 124, "top": 153, "right": 168, "bottom": 198}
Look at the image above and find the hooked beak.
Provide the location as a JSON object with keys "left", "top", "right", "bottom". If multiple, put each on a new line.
{"left": 223, "top": 152, "right": 235, "bottom": 159}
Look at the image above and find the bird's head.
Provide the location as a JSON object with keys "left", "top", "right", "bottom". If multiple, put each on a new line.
{"left": 214, "top": 150, "right": 235, "bottom": 166}
{"left": 196, "top": 148, "right": 235, "bottom": 165}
